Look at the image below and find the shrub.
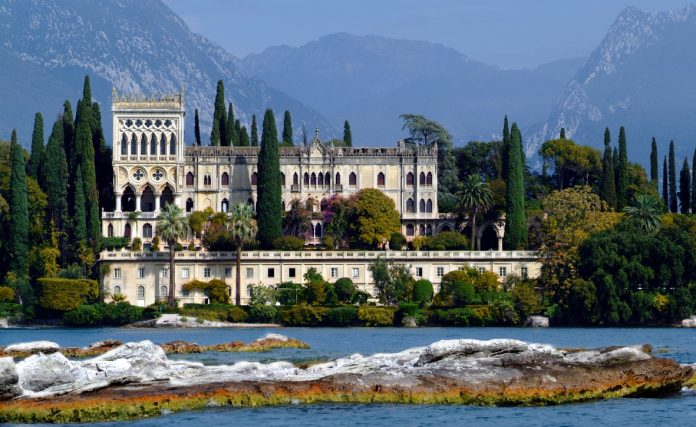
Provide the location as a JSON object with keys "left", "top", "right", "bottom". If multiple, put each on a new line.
{"left": 352, "top": 290, "right": 370, "bottom": 305}
{"left": 411, "top": 236, "right": 427, "bottom": 250}
{"left": 62, "top": 303, "right": 144, "bottom": 326}
{"left": 411, "top": 280, "right": 433, "bottom": 305}
{"left": 248, "top": 305, "right": 278, "bottom": 323}
{"left": 273, "top": 236, "right": 305, "bottom": 250}
{"left": 38, "top": 278, "right": 99, "bottom": 312}
{"left": 279, "top": 303, "right": 328, "bottom": 326}
{"left": 187, "top": 241, "right": 196, "bottom": 251}
{"left": 0, "top": 303, "right": 23, "bottom": 321}
{"left": 399, "top": 302, "right": 419, "bottom": 317}
{"left": 180, "top": 303, "right": 247, "bottom": 322}
{"left": 357, "top": 306, "right": 395, "bottom": 326}
{"left": 183, "top": 279, "right": 229, "bottom": 304}
{"left": 174, "top": 243, "right": 184, "bottom": 251}
{"left": 59, "top": 264, "right": 84, "bottom": 279}
{"left": 423, "top": 231, "right": 469, "bottom": 250}
{"left": 333, "top": 278, "right": 356, "bottom": 303}
{"left": 490, "top": 300, "right": 519, "bottom": 325}
{"left": 131, "top": 237, "right": 142, "bottom": 252}
{"left": 0, "top": 286, "right": 15, "bottom": 303}
{"left": 324, "top": 306, "right": 358, "bottom": 326}
{"left": 101, "top": 237, "right": 130, "bottom": 251}
{"left": 323, "top": 236, "right": 335, "bottom": 250}
{"left": 62, "top": 304, "right": 102, "bottom": 326}
{"left": 441, "top": 308, "right": 475, "bottom": 326}
{"left": 151, "top": 236, "right": 160, "bottom": 252}
{"left": 276, "top": 282, "right": 305, "bottom": 305}
{"left": 510, "top": 281, "right": 542, "bottom": 317}
{"left": 389, "top": 232, "right": 407, "bottom": 250}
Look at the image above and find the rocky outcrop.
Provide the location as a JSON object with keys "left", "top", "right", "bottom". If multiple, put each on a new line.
{"left": 0, "top": 338, "right": 691, "bottom": 423}
{"left": 0, "top": 357, "right": 21, "bottom": 400}
{"left": 681, "top": 316, "right": 696, "bottom": 327}
{"left": 525, "top": 316, "right": 550, "bottom": 327}
{"left": 127, "top": 313, "right": 280, "bottom": 328}
{"left": 4, "top": 341, "right": 60, "bottom": 353}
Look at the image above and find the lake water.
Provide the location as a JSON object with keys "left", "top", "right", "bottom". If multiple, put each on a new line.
{"left": 2, "top": 327, "right": 696, "bottom": 426}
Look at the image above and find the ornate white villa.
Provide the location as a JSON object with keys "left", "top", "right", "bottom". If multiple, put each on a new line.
{"left": 100, "top": 91, "right": 538, "bottom": 306}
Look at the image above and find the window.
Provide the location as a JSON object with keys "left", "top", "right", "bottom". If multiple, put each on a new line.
{"left": 419, "top": 199, "right": 426, "bottom": 213}
{"left": 107, "top": 224, "right": 114, "bottom": 237}
{"left": 114, "top": 268, "right": 121, "bottom": 279}
{"left": 225, "top": 268, "right": 232, "bottom": 278}
{"left": 330, "top": 268, "right": 338, "bottom": 278}
{"left": 221, "top": 198, "right": 229, "bottom": 212}
{"left": 304, "top": 172, "right": 309, "bottom": 185}
{"left": 436, "top": 267, "right": 444, "bottom": 277}
{"left": 426, "top": 172, "right": 433, "bottom": 186}
{"left": 268, "top": 268, "right": 275, "bottom": 278}
{"left": 150, "top": 134, "right": 157, "bottom": 155}
{"left": 478, "top": 267, "right": 486, "bottom": 274}
{"left": 406, "top": 198, "right": 415, "bottom": 213}
{"left": 160, "top": 268, "right": 169, "bottom": 278}
{"left": 113, "top": 285, "right": 121, "bottom": 294}
{"left": 335, "top": 172, "right": 341, "bottom": 185}
{"left": 138, "top": 267, "right": 145, "bottom": 279}
{"left": 406, "top": 224, "right": 415, "bottom": 236}
{"left": 137, "top": 286, "right": 145, "bottom": 298}
{"left": 406, "top": 172, "right": 414, "bottom": 186}
{"left": 181, "top": 288, "right": 189, "bottom": 297}
{"left": 426, "top": 199, "right": 433, "bottom": 213}
{"left": 170, "top": 134, "right": 177, "bottom": 155}
{"left": 311, "top": 172, "right": 317, "bottom": 186}
{"left": 318, "top": 172, "right": 323, "bottom": 186}
{"left": 204, "top": 267, "right": 211, "bottom": 278}
{"left": 377, "top": 172, "right": 385, "bottom": 187}
{"left": 124, "top": 223, "right": 132, "bottom": 238}
{"left": 160, "top": 134, "right": 166, "bottom": 155}
{"left": 181, "top": 267, "right": 189, "bottom": 279}
{"left": 289, "top": 268, "right": 296, "bottom": 278}
{"left": 521, "top": 266, "right": 528, "bottom": 280}
{"left": 247, "top": 285, "right": 253, "bottom": 297}
{"left": 281, "top": 172, "right": 286, "bottom": 187}
{"left": 186, "top": 172, "right": 194, "bottom": 186}
{"left": 293, "top": 172, "right": 299, "bottom": 185}
{"left": 419, "top": 172, "right": 426, "bottom": 185}
{"left": 120, "top": 134, "right": 127, "bottom": 156}
{"left": 246, "top": 268, "right": 254, "bottom": 279}
{"left": 204, "top": 175, "right": 211, "bottom": 186}
{"left": 352, "top": 267, "right": 360, "bottom": 278}
{"left": 186, "top": 198, "right": 194, "bottom": 212}
{"left": 131, "top": 134, "right": 137, "bottom": 155}
{"left": 349, "top": 172, "right": 357, "bottom": 187}
{"left": 140, "top": 134, "right": 147, "bottom": 155}
{"left": 325, "top": 172, "right": 330, "bottom": 186}
{"left": 251, "top": 172, "right": 258, "bottom": 186}
{"left": 160, "top": 286, "right": 168, "bottom": 296}
{"left": 221, "top": 172, "right": 229, "bottom": 186}
{"left": 499, "top": 267, "right": 507, "bottom": 277}
{"left": 415, "top": 267, "right": 423, "bottom": 277}
{"left": 426, "top": 224, "right": 433, "bottom": 236}
{"left": 143, "top": 223, "right": 153, "bottom": 238}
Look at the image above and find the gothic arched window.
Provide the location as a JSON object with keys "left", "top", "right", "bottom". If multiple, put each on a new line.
{"left": 304, "top": 172, "right": 309, "bottom": 185}
{"left": 121, "top": 133, "right": 128, "bottom": 156}
{"left": 426, "top": 172, "right": 433, "bottom": 186}
{"left": 130, "top": 134, "right": 137, "bottom": 155}
{"left": 170, "top": 134, "right": 176, "bottom": 155}
{"left": 377, "top": 172, "right": 385, "bottom": 187}
{"left": 221, "top": 172, "right": 229, "bottom": 186}
{"left": 349, "top": 172, "right": 357, "bottom": 187}
{"left": 186, "top": 172, "right": 194, "bottom": 186}
{"left": 406, "top": 198, "right": 415, "bottom": 213}
{"left": 419, "top": 199, "right": 426, "bottom": 212}
{"left": 140, "top": 134, "right": 147, "bottom": 155}
{"left": 251, "top": 172, "right": 257, "bottom": 186}
{"left": 160, "top": 134, "right": 167, "bottom": 155}
{"left": 143, "top": 223, "right": 153, "bottom": 238}
{"left": 150, "top": 134, "right": 157, "bottom": 155}
{"left": 293, "top": 173, "right": 299, "bottom": 185}
{"left": 426, "top": 199, "right": 433, "bottom": 213}
{"left": 186, "top": 198, "right": 194, "bottom": 212}
{"left": 406, "top": 172, "right": 414, "bottom": 186}
{"left": 406, "top": 224, "right": 415, "bottom": 236}
{"left": 419, "top": 171, "right": 426, "bottom": 185}
{"left": 335, "top": 172, "right": 341, "bottom": 186}
{"left": 318, "top": 172, "right": 324, "bottom": 186}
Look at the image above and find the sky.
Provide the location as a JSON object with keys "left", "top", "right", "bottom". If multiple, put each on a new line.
{"left": 164, "top": 0, "right": 691, "bottom": 69}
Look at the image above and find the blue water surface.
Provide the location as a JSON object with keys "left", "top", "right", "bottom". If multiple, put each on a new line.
{"left": 2, "top": 327, "right": 695, "bottom": 426}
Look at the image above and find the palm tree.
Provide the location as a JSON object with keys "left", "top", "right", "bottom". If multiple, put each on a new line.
{"left": 455, "top": 174, "right": 494, "bottom": 250}
{"left": 156, "top": 203, "right": 188, "bottom": 308}
{"left": 623, "top": 194, "right": 662, "bottom": 233}
{"left": 228, "top": 203, "right": 258, "bottom": 305}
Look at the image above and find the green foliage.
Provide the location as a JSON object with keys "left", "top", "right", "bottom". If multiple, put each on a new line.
{"left": 248, "top": 305, "right": 277, "bottom": 323}
{"left": 210, "top": 80, "right": 226, "bottom": 146}
{"left": 353, "top": 189, "right": 401, "bottom": 248}
{"left": 281, "top": 110, "right": 293, "bottom": 146}
{"left": 369, "top": 258, "right": 413, "bottom": 305}
{"left": 248, "top": 284, "right": 277, "bottom": 306}
{"left": 668, "top": 141, "right": 677, "bottom": 212}
{"left": 622, "top": 194, "right": 662, "bottom": 233}
{"left": 343, "top": 120, "right": 352, "bottom": 146}
{"left": 157, "top": 203, "right": 188, "bottom": 307}
{"left": 434, "top": 307, "right": 475, "bottom": 326}
{"left": 456, "top": 174, "right": 494, "bottom": 249}
{"left": 600, "top": 128, "right": 617, "bottom": 210}
{"left": 62, "top": 302, "right": 144, "bottom": 326}
{"left": 389, "top": 232, "right": 407, "bottom": 250}
{"left": 693, "top": 149, "right": 696, "bottom": 214}
{"left": 616, "top": 127, "right": 629, "bottom": 210}
{"left": 276, "top": 282, "right": 305, "bottom": 305}
{"left": 42, "top": 119, "right": 69, "bottom": 232}
{"left": 183, "top": 279, "right": 230, "bottom": 304}
{"left": 194, "top": 109, "right": 201, "bottom": 145}
{"left": 509, "top": 280, "right": 542, "bottom": 318}
{"left": 251, "top": 114, "right": 259, "bottom": 146}
{"left": 422, "top": 231, "right": 469, "bottom": 250}
{"left": 37, "top": 278, "right": 99, "bottom": 312}
{"left": 27, "top": 112, "right": 44, "bottom": 179}
{"left": 539, "top": 137, "right": 601, "bottom": 190}
{"left": 59, "top": 264, "right": 84, "bottom": 279}
{"left": 412, "top": 279, "right": 434, "bottom": 305}
{"left": 650, "top": 137, "right": 658, "bottom": 191}
{"left": 304, "top": 267, "right": 327, "bottom": 305}
{"left": 357, "top": 306, "right": 396, "bottom": 326}
{"left": 324, "top": 306, "right": 358, "bottom": 326}
{"left": 273, "top": 236, "right": 305, "bottom": 250}
{"left": 504, "top": 123, "right": 527, "bottom": 249}
{"left": 679, "top": 158, "right": 691, "bottom": 214}
{"left": 101, "top": 237, "right": 130, "bottom": 251}
{"left": 279, "top": 303, "right": 328, "bottom": 326}
{"left": 151, "top": 236, "right": 160, "bottom": 251}
{"left": 8, "top": 129, "right": 29, "bottom": 279}
{"left": 257, "top": 109, "right": 282, "bottom": 248}
{"left": 333, "top": 278, "right": 356, "bottom": 303}
{"left": 131, "top": 237, "right": 142, "bottom": 252}
{"left": 0, "top": 286, "right": 15, "bottom": 302}
{"left": 226, "top": 102, "right": 237, "bottom": 146}
{"left": 180, "top": 303, "right": 247, "bottom": 322}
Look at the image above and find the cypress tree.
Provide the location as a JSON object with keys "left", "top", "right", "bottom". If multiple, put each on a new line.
{"left": 257, "top": 109, "right": 282, "bottom": 248}
{"left": 662, "top": 156, "right": 669, "bottom": 209}
{"left": 62, "top": 100, "right": 75, "bottom": 171}
{"left": 679, "top": 158, "right": 691, "bottom": 214}
{"left": 616, "top": 126, "right": 629, "bottom": 210}
{"left": 559, "top": 127, "right": 566, "bottom": 139}
{"left": 75, "top": 100, "right": 100, "bottom": 249}
{"left": 251, "top": 114, "right": 259, "bottom": 146}
{"left": 343, "top": 120, "right": 352, "bottom": 146}
{"left": 210, "top": 80, "right": 226, "bottom": 146}
{"left": 226, "top": 102, "right": 237, "bottom": 146}
{"left": 600, "top": 128, "right": 617, "bottom": 210}
{"left": 27, "top": 113, "right": 44, "bottom": 178}
{"left": 650, "top": 137, "right": 658, "bottom": 191}
{"left": 73, "top": 164, "right": 87, "bottom": 245}
{"left": 501, "top": 116, "right": 510, "bottom": 181}
{"left": 8, "top": 129, "right": 29, "bottom": 278}
{"left": 42, "top": 119, "right": 69, "bottom": 233}
{"left": 669, "top": 140, "right": 677, "bottom": 213}
{"left": 239, "top": 126, "right": 250, "bottom": 146}
{"left": 613, "top": 147, "right": 620, "bottom": 194}
{"left": 692, "top": 149, "right": 696, "bottom": 214}
{"left": 504, "top": 123, "right": 527, "bottom": 249}
{"left": 92, "top": 101, "right": 114, "bottom": 212}
{"left": 194, "top": 109, "right": 202, "bottom": 145}
{"left": 234, "top": 119, "right": 242, "bottom": 145}
{"left": 282, "top": 110, "right": 293, "bottom": 146}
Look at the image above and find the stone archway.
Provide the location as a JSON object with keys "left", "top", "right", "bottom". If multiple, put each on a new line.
{"left": 479, "top": 225, "right": 498, "bottom": 251}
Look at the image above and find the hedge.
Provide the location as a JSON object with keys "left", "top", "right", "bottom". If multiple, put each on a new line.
{"left": 101, "top": 237, "right": 130, "bottom": 251}
{"left": 324, "top": 306, "right": 358, "bottom": 326}
{"left": 182, "top": 279, "right": 229, "bottom": 304}
{"left": 38, "top": 278, "right": 99, "bottom": 312}
{"left": 357, "top": 306, "right": 396, "bottom": 326}
{"left": 180, "top": 303, "right": 247, "bottom": 322}
{"left": 62, "top": 303, "right": 144, "bottom": 326}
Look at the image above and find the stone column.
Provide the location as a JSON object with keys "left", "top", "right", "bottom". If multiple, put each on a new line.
{"left": 497, "top": 237, "right": 503, "bottom": 252}
{"left": 154, "top": 194, "right": 161, "bottom": 212}
{"left": 135, "top": 193, "right": 141, "bottom": 212}
{"left": 115, "top": 194, "right": 122, "bottom": 212}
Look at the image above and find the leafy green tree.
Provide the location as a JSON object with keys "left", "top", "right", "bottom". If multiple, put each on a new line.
{"left": 352, "top": 189, "right": 400, "bottom": 248}
{"left": 194, "top": 109, "right": 201, "bottom": 145}
{"left": 257, "top": 109, "right": 282, "bottom": 248}
{"left": 226, "top": 102, "right": 237, "bottom": 146}
{"left": 369, "top": 258, "right": 412, "bottom": 305}
{"left": 650, "top": 137, "right": 658, "bottom": 191}
{"left": 62, "top": 100, "right": 75, "bottom": 171}
{"left": 8, "top": 130, "right": 29, "bottom": 280}
{"left": 283, "top": 198, "right": 312, "bottom": 237}
{"left": 453, "top": 140, "right": 503, "bottom": 182}
{"left": 239, "top": 126, "right": 250, "bottom": 146}
{"left": 679, "top": 158, "right": 691, "bottom": 214}
{"left": 41, "top": 119, "right": 69, "bottom": 234}
{"left": 559, "top": 127, "right": 566, "bottom": 139}
{"left": 501, "top": 116, "right": 510, "bottom": 181}
{"left": 72, "top": 165, "right": 88, "bottom": 246}
{"left": 156, "top": 203, "right": 188, "bottom": 307}
{"left": 504, "top": 123, "right": 527, "bottom": 249}
{"left": 303, "top": 267, "right": 327, "bottom": 305}
{"left": 334, "top": 278, "right": 356, "bottom": 303}
{"left": 600, "top": 128, "right": 617, "bottom": 209}
{"left": 250, "top": 114, "right": 259, "bottom": 146}
{"left": 282, "top": 110, "right": 293, "bottom": 146}
{"left": 539, "top": 138, "right": 601, "bottom": 189}
{"left": 323, "top": 194, "right": 357, "bottom": 248}
{"left": 455, "top": 174, "right": 493, "bottom": 249}
{"left": 616, "top": 126, "right": 629, "bottom": 210}
{"left": 74, "top": 99, "right": 100, "bottom": 252}
{"left": 662, "top": 156, "right": 669, "bottom": 209}
{"left": 692, "top": 149, "right": 696, "bottom": 214}
{"left": 412, "top": 279, "right": 434, "bottom": 305}
{"left": 210, "top": 80, "right": 226, "bottom": 146}
{"left": 343, "top": 120, "right": 352, "bottom": 147}
{"left": 623, "top": 194, "right": 662, "bottom": 233}
{"left": 669, "top": 140, "right": 677, "bottom": 212}
{"left": 27, "top": 113, "right": 44, "bottom": 178}
{"left": 228, "top": 203, "right": 258, "bottom": 305}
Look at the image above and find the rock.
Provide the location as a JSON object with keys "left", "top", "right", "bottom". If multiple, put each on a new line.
{"left": 402, "top": 316, "right": 418, "bottom": 328}
{"left": 0, "top": 318, "right": 8, "bottom": 328}
{"left": 5, "top": 341, "right": 60, "bottom": 353}
{"left": 525, "top": 316, "right": 549, "bottom": 327}
{"left": 16, "top": 352, "right": 83, "bottom": 393}
{"left": 0, "top": 357, "right": 21, "bottom": 399}
{"left": 85, "top": 340, "right": 123, "bottom": 350}
{"left": 257, "top": 333, "right": 288, "bottom": 342}
{"left": 681, "top": 316, "right": 696, "bottom": 327}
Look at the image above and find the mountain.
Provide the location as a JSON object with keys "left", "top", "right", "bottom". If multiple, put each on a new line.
{"left": 239, "top": 33, "right": 583, "bottom": 146}
{"left": 0, "top": 0, "right": 334, "bottom": 146}
{"left": 534, "top": 5, "right": 696, "bottom": 163}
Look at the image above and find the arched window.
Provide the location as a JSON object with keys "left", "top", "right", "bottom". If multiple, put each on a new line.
{"left": 186, "top": 198, "right": 194, "bottom": 212}
{"left": 160, "top": 286, "right": 168, "bottom": 296}
{"left": 113, "top": 285, "right": 121, "bottom": 294}
{"left": 122, "top": 186, "right": 136, "bottom": 212}
{"left": 160, "top": 134, "right": 167, "bottom": 155}
{"left": 325, "top": 172, "right": 330, "bottom": 186}
{"left": 204, "top": 175, "right": 211, "bottom": 186}
{"left": 349, "top": 172, "right": 357, "bottom": 187}
{"left": 406, "top": 198, "right": 415, "bottom": 213}
{"left": 314, "top": 223, "right": 322, "bottom": 237}
{"left": 318, "top": 172, "right": 324, "bottom": 186}
{"left": 137, "top": 286, "right": 145, "bottom": 298}
{"left": 311, "top": 172, "right": 317, "bottom": 186}
{"left": 280, "top": 172, "right": 286, "bottom": 187}
{"left": 406, "top": 224, "right": 415, "bottom": 236}
{"left": 121, "top": 134, "right": 128, "bottom": 156}
{"left": 406, "top": 172, "right": 414, "bottom": 186}
{"left": 107, "top": 224, "right": 114, "bottom": 237}
{"left": 186, "top": 172, "right": 194, "bottom": 186}
{"left": 377, "top": 172, "right": 385, "bottom": 187}
{"left": 140, "top": 134, "right": 147, "bottom": 155}
{"left": 221, "top": 172, "right": 229, "bottom": 186}
{"left": 419, "top": 199, "right": 426, "bottom": 212}
{"left": 170, "top": 134, "right": 176, "bottom": 155}
{"left": 419, "top": 224, "right": 425, "bottom": 236}
{"left": 426, "top": 199, "right": 433, "bottom": 213}
{"left": 304, "top": 172, "right": 309, "bottom": 185}
{"left": 426, "top": 172, "right": 433, "bottom": 186}
{"left": 419, "top": 172, "right": 426, "bottom": 185}
{"left": 293, "top": 173, "right": 299, "bottom": 185}
{"left": 160, "top": 186, "right": 174, "bottom": 208}
{"left": 150, "top": 134, "right": 157, "bottom": 155}
{"left": 426, "top": 224, "right": 433, "bottom": 236}
{"left": 251, "top": 172, "right": 257, "bottom": 186}
{"left": 221, "top": 198, "right": 229, "bottom": 212}
{"left": 143, "top": 223, "right": 153, "bottom": 238}
{"left": 124, "top": 223, "right": 132, "bottom": 238}
{"left": 130, "top": 134, "right": 137, "bottom": 155}
{"left": 335, "top": 172, "right": 341, "bottom": 185}
{"left": 141, "top": 186, "right": 155, "bottom": 212}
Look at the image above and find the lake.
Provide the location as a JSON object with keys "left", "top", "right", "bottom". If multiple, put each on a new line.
{"left": 2, "top": 327, "right": 695, "bottom": 426}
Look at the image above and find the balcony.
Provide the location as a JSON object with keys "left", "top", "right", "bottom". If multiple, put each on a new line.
{"left": 291, "top": 184, "right": 301, "bottom": 193}
{"left": 334, "top": 184, "right": 343, "bottom": 193}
